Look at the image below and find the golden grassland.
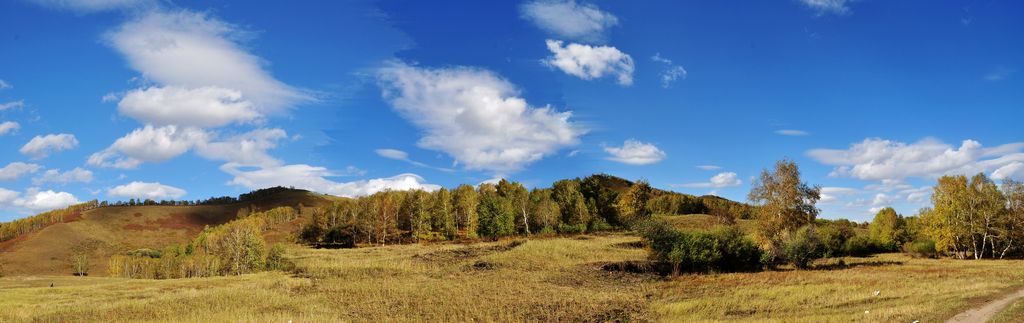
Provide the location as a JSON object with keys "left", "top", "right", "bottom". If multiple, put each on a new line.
{"left": 1, "top": 233, "right": 1023, "bottom": 322}
{"left": 994, "top": 299, "right": 1024, "bottom": 323}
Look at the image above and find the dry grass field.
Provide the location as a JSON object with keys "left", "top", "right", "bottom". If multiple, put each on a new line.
{"left": 2, "top": 233, "right": 1023, "bottom": 322}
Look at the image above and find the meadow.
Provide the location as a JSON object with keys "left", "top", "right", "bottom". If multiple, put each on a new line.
{"left": 2, "top": 231, "right": 1023, "bottom": 322}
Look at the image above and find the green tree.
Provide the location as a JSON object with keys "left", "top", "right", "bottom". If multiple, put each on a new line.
{"left": 528, "top": 189, "right": 561, "bottom": 233}
{"left": 477, "top": 187, "right": 516, "bottom": 239}
{"left": 924, "top": 173, "right": 1007, "bottom": 259}
{"left": 496, "top": 179, "right": 531, "bottom": 235}
{"left": 615, "top": 180, "right": 653, "bottom": 224}
{"left": 748, "top": 159, "right": 821, "bottom": 262}
{"left": 1000, "top": 180, "right": 1024, "bottom": 258}
{"left": 431, "top": 188, "right": 456, "bottom": 239}
{"left": 868, "top": 207, "right": 905, "bottom": 251}
{"left": 452, "top": 184, "right": 479, "bottom": 238}
{"left": 552, "top": 179, "right": 590, "bottom": 231}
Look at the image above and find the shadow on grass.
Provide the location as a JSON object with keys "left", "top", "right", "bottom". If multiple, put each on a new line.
{"left": 812, "top": 260, "right": 904, "bottom": 271}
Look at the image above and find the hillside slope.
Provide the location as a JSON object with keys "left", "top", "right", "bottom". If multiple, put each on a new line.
{"left": 0, "top": 188, "right": 331, "bottom": 276}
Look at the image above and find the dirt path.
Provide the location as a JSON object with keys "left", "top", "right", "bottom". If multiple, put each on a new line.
{"left": 946, "top": 287, "right": 1024, "bottom": 323}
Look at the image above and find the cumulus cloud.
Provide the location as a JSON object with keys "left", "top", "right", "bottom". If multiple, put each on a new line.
{"left": 20, "top": 133, "right": 79, "bottom": 159}
{"left": 222, "top": 163, "right": 439, "bottom": 197}
{"left": 543, "top": 40, "right": 634, "bottom": 86}
{"left": 0, "top": 162, "right": 42, "bottom": 181}
{"left": 89, "top": 125, "right": 207, "bottom": 168}
{"left": 807, "top": 138, "right": 1024, "bottom": 181}
{"left": 678, "top": 172, "right": 743, "bottom": 188}
{"left": 118, "top": 86, "right": 262, "bottom": 127}
{"left": 520, "top": 0, "right": 618, "bottom": 43}
{"left": 603, "top": 139, "right": 666, "bottom": 165}
{"left": 651, "top": 53, "right": 687, "bottom": 88}
{"left": 799, "top": 0, "right": 851, "bottom": 16}
{"left": 775, "top": 129, "right": 809, "bottom": 136}
{"left": 0, "top": 121, "right": 20, "bottom": 135}
{"left": 106, "top": 10, "right": 308, "bottom": 115}
{"left": 108, "top": 181, "right": 187, "bottom": 200}
{"left": 0, "top": 188, "right": 18, "bottom": 206}
{"left": 376, "top": 62, "right": 583, "bottom": 174}
{"left": 13, "top": 189, "right": 79, "bottom": 212}
{"left": 195, "top": 128, "right": 288, "bottom": 167}
{"left": 0, "top": 100, "right": 25, "bottom": 111}
{"left": 90, "top": 126, "right": 288, "bottom": 169}
{"left": 29, "top": 0, "right": 153, "bottom": 13}
{"left": 32, "top": 168, "right": 93, "bottom": 185}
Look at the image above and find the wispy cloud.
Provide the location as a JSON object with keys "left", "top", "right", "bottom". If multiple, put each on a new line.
{"left": 775, "top": 129, "right": 809, "bottom": 136}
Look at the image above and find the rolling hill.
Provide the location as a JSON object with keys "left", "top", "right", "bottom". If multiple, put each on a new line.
{"left": 0, "top": 187, "right": 333, "bottom": 276}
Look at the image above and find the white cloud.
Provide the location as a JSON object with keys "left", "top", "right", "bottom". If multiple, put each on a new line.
{"left": 0, "top": 162, "right": 42, "bottom": 181}
{"left": 820, "top": 186, "right": 858, "bottom": 203}
{"left": 375, "top": 149, "right": 408, "bottom": 161}
{"left": 90, "top": 126, "right": 288, "bottom": 169}
{"left": 0, "top": 188, "right": 18, "bottom": 206}
{"left": 985, "top": 67, "right": 1015, "bottom": 81}
{"left": 0, "top": 121, "right": 20, "bottom": 135}
{"left": 696, "top": 165, "right": 722, "bottom": 171}
{"left": 107, "top": 9, "right": 308, "bottom": 115}
{"left": 679, "top": 172, "right": 743, "bottom": 188}
{"left": 89, "top": 125, "right": 207, "bottom": 168}
{"left": 0, "top": 100, "right": 25, "bottom": 111}
{"left": 222, "top": 163, "right": 439, "bottom": 197}
{"left": 376, "top": 62, "right": 583, "bottom": 174}
{"left": 651, "top": 53, "right": 687, "bottom": 88}
{"left": 29, "top": 0, "right": 152, "bottom": 13}
{"left": 543, "top": 40, "right": 634, "bottom": 86}
{"left": 20, "top": 133, "right": 79, "bottom": 159}
{"left": 195, "top": 128, "right": 287, "bottom": 167}
{"left": 108, "top": 181, "right": 186, "bottom": 200}
{"left": 520, "top": 0, "right": 618, "bottom": 43}
{"left": 33, "top": 168, "right": 93, "bottom": 185}
{"left": 603, "top": 139, "right": 666, "bottom": 165}
{"left": 993, "top": 162, "right": 1024, "bottom": 181}
{"left": 13, "top": 189, "right": 79, "bottom": 212}
{"left": 808, "top": 138, "right": 1024, "bottom": 181}
{"left": 0, "top": 80, "right": 10, "bottom": 89}
{"left": 775, "top": 129, "right": 809, "bottom": 136}
{"left": 799, "top": 0, "right": 851, "bottom": 16}
{"left": 118, "top": 86, "right": 262, "bottom": 127}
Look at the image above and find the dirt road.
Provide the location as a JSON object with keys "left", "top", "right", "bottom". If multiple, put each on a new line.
{"left": 946, "top": 288, "right": 1024, "bottom": 322}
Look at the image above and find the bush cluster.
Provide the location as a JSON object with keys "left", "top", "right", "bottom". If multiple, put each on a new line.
{"left": 636, "top": 220, "right": 762, "bottom": 274}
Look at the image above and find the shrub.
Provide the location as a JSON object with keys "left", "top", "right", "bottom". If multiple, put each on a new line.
{"left": 322, "top": 225, "right": 357, "bottom": 248}
{"left": 903, "top": 239, "right": 938, "bottom": 258}
{"left": 668, "top": 232, "right": 721, "bottom": 274}
{"left": 265, "top": 244, "right": 294, "bottom": 271}
{"left": 637, "top": 220, "right": 763, "bottom": 274}
{"left": 782, "top": 226, "right": 824, "bottom": 269}
{"left": 588, "top": 217, "right": 614, "bottom": 232}
{"left": 557, "top": 223, "right": 587, "bottom": 234}
{"left": 844, "top": 235, "right": 874, "bottom": 257}
{"left": 817, "top": 223, "right": 855, "bottom": 258}
{"left": 709, "top": 226, "right": 763, "bottom": 272}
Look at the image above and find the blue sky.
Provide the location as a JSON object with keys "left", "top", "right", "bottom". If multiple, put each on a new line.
{"left": 0, "top": 0, "right": 1021, "bottom": 222}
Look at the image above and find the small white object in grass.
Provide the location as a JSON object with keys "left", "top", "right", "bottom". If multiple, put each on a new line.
{"left": 865, "top": 310, "right": 870, "bottom": 314}
{"left": 873, "top": 290, "right": 881, "bottom": 297}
